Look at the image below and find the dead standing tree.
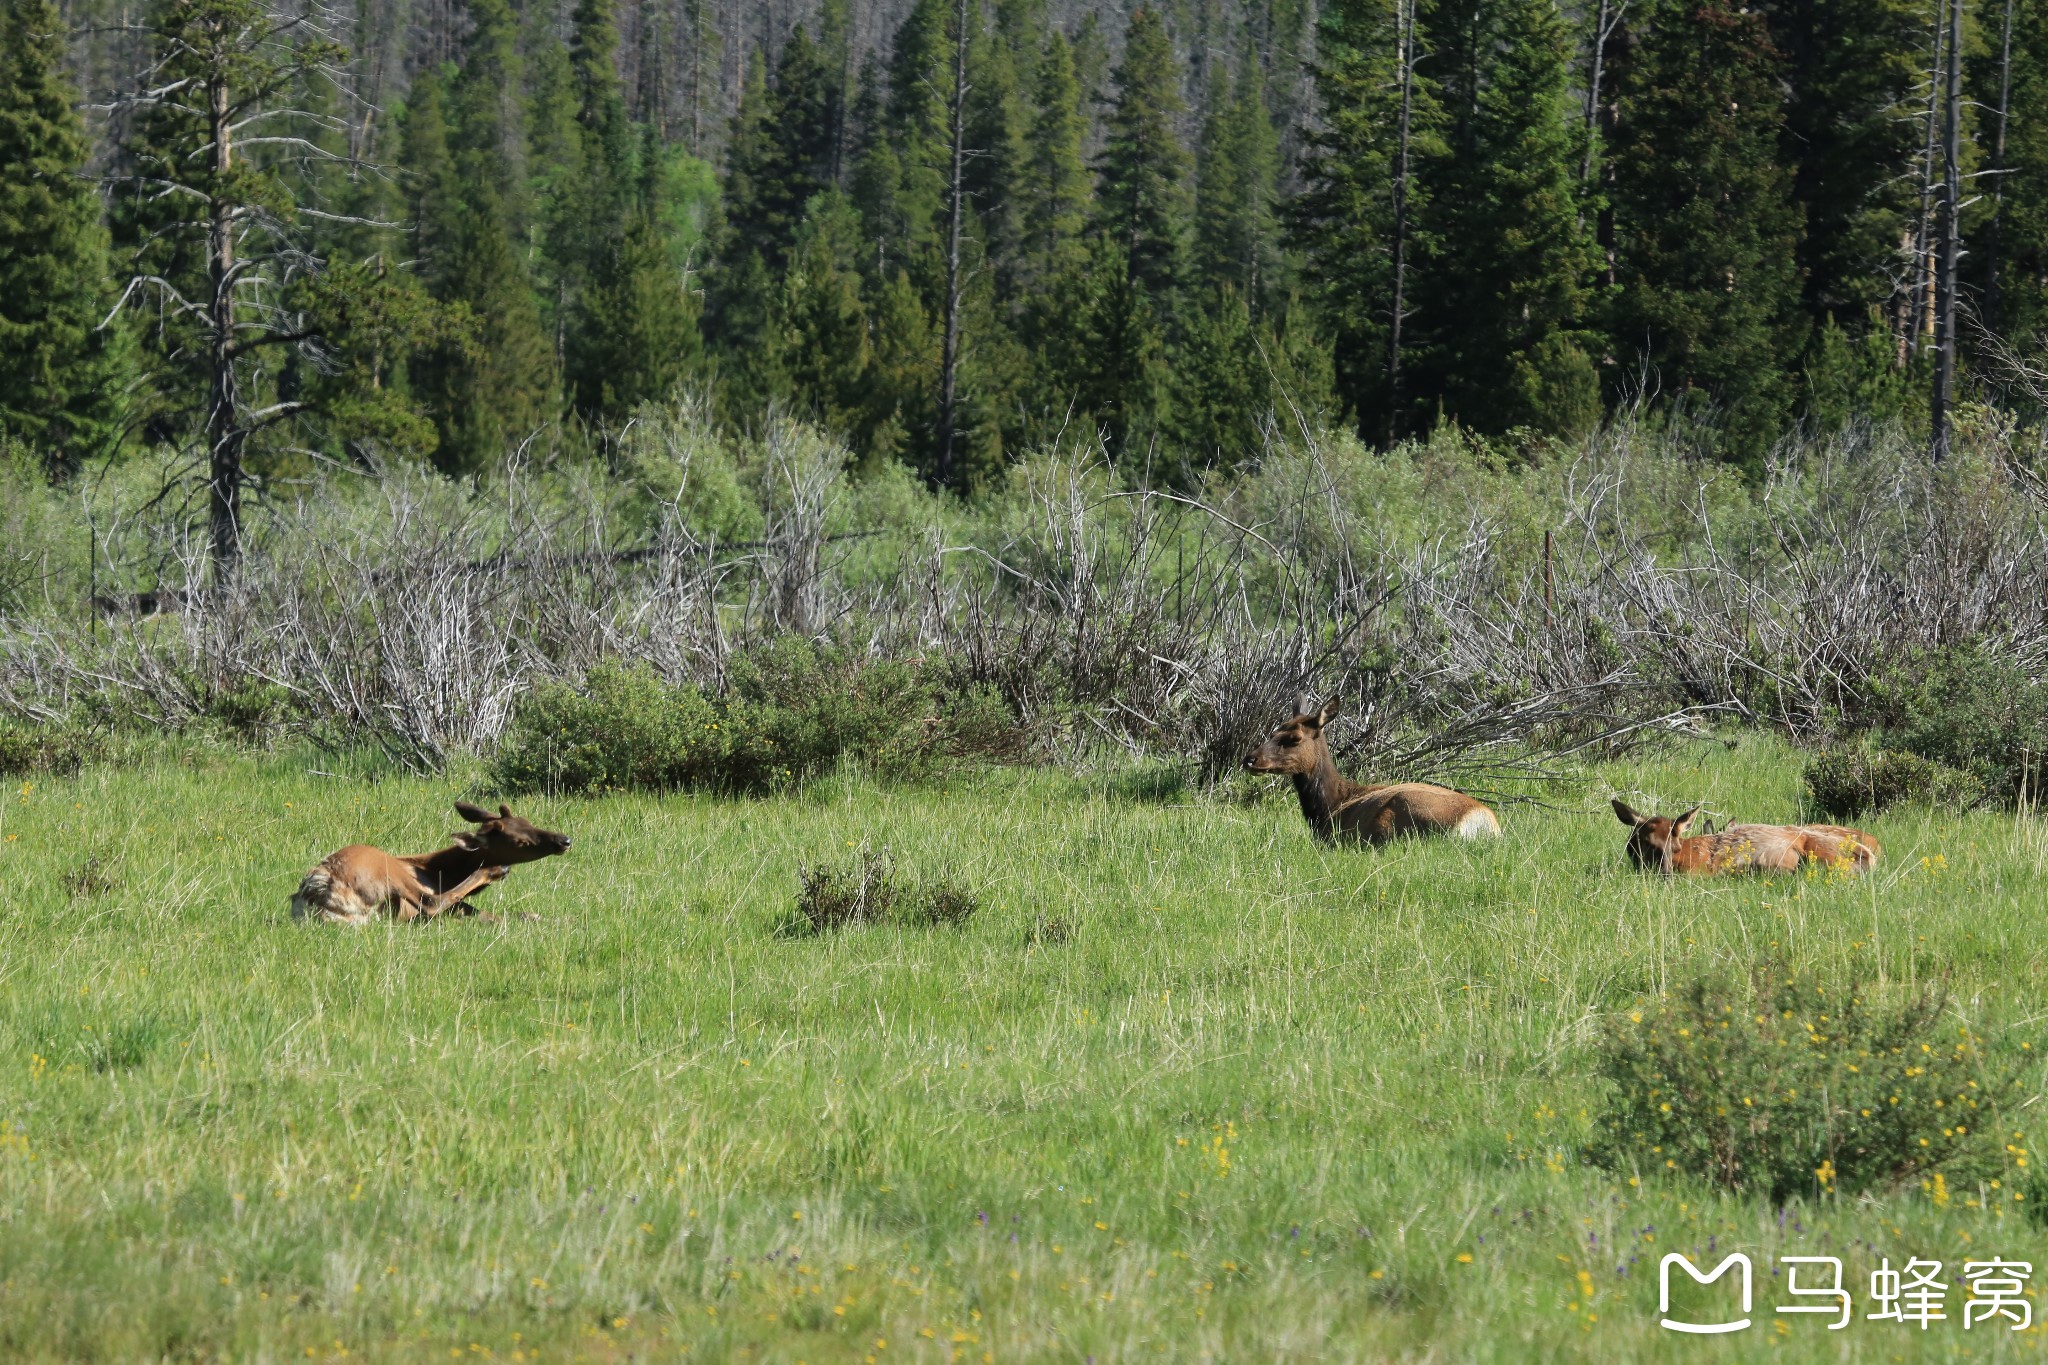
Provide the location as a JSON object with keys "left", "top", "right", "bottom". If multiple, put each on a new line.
{"left": 1929, "top": 0, "right": 1965, "bottom": 464}
{"left": 933, "top": 0, "right": 974, "bottom": 491}
{"left": 101, "top": 0, "right": 369, "bottom": 580}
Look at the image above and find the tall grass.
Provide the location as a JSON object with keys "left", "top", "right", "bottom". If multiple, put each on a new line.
{"left": 1, "top": 734, "right": 2043, "bottom": 1360}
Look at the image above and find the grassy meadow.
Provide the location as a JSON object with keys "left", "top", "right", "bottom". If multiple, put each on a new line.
{"left": 2, "top": 734, "right": 2046, "bottom": 1362}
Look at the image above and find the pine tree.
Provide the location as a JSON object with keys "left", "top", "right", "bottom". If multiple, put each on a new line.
{"left": 569, "top": 127, "right": 701, "bottom": 419}
{"left": 1194, "top": 47, "right": 1283, "bottom": 314}
{"left": 1096, "top": 7, "right": 1193, "bottom": 302}
{"left": 1757, "top": 0, "right": 1925, "bottom": 328}
{"left": 557, "top": 0, "right": 692, "bottom": 422}
{"left": 963, "top": 3, "right": 1032, "bottom": 296}
{"left": 410, "top": 0, "right": 554, "bottom": 474}
{"left": 1089, "top": 7, "right": 1194, "bottom": 457}
{"left": 1295, "top": 0, "right": 1438, "bottom": 441}
{"left": 781, "top": 189, "right": 873, "bottom": 437}
{"left": 1979, "top": 0, "right": 2048, "bottom": 350}
{"left": 1608, "top": 0, "right": 1807, "bottom": 460}
{"left": 0, "top": 0, "right": 121, "bottom": 474}
{"left": 875, "top": 0, "right": 957, "bottom": 290}
{"left": 1414, "top": 0, "right": 1597, "bottom": 436}
{"left": 1019, "top": 31, "right": 1091, "bottom": 294}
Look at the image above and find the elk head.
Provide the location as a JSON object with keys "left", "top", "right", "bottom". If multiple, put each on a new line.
{"left": 450, "top": 802, "right": 573, "bottom": 866}
{"left": 1244, "top": 696, "right": 1340, "bottom": 777}
{"left": 1611, "top": 798, "right": 1698, "bottom": 874}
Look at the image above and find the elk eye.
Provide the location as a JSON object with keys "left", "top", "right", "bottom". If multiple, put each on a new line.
{"left": 1279, "top": 735, "right": 1298, "bottom": 746}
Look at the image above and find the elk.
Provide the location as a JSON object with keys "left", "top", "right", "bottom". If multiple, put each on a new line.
{"left": 1243, "top": 697, "right": 1501, "bottom": 844}
{"left": 290, "top": 802, "right": 572, "bottom": 925}
{"left": 1610, "top": 800, "right": 1881, "bottom": 876}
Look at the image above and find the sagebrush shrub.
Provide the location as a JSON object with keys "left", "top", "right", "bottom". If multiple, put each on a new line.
{"left": 1863, "top": 642, "right": 2048, "bottom": 804}
{"left": 793, "top": 852, "right": 980, "bottom": 934}
{"left": 796, "top": 850, "right": 901, "bottom": 932}
{"left": 0, "top": 719, "right": 103, "bottom": 776}
{"left": 492, "top": 644, "right": 1021, "bottom": 795}
{"left": 1592, "top": 961, "right": 2020, "bottom": 1203}
{"left": 1803, "top": 744, "right": 1985, "bottom": 818}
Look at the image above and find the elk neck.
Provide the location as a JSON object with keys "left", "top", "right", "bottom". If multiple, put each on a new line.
{"left": 1292, "top": 746, "right": 1364, "bottom": 841}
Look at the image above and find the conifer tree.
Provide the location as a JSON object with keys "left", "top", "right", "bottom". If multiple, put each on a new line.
{"left": 0, "top": 0, "right": 121, "bottom": 474}
{"left": 1981, "top": 0, "right": 2048, "bottom": 348}
{"left": 1295, "top": 0, "right": 1438, "bottom": 441}
{"left": 1195, "top": 48, "right": 1283, "bottom": 314}
{"left": 1758, "top": 0, "right": 1925, "bottom": 328}
{"left": 1097, "top": 7, "right": 1193, "bottom": 302}
{"left": 872, "top": 0, "right": 950, "bottom": 290}
{"left": 569, "top": 127, "right": 700, "bottom": 419}
{"left": 1090, "top": 6, "right": 1194, "bottom": 457}
{"left": 410, "top": 0, "right": 554, "bottom": 474}
{"left": 964, "top": 7, "right": 1030, "bottom": 295}
{"left": 1608, "top": 0, "right": 1807, "bottom": 460}
{"left": 1019, "top": 31, "right": 1091, "bottom": 294}
{"left": 781, "top": 189, "right": 873, "bottom": 437}
{"left": 1415, "top": 0, "right": 1597, "bottom": 435}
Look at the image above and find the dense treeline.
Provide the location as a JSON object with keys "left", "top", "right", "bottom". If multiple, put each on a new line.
{"left": 3, "top": 0, "right": 2047, "bottom": 537}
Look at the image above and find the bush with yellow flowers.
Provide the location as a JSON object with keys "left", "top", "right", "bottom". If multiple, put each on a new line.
{"left": 1591, "top": 959, "right": 2024, "bottom": 1203}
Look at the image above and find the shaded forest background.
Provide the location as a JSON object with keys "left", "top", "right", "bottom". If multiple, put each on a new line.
{"left": 4, "top": 0, "right": 2048, "bottom": 528}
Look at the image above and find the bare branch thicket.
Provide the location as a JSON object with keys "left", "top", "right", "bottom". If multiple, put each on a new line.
{"left": 9, "top": 413, "right": 2048, "bottom": 782}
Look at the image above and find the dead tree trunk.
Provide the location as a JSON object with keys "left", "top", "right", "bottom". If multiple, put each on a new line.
{"left": 1984, "top": 0, "right": 2016, "bottom": 334}
{"left": 1385, "top": 0, "right": 1416, "bottom": 449}
{"left": 1579, "top": 0, "right": 1614, "bottom": 194}
{"left": 206, "top": 70, "right": 243, "bottom": 579}
{"left": 934, "top": 0, "right": 972, "bottom": 490}
{"left": 1930, "top": 0, "right": 1963, "bottom": 464}
{"left": 1909, "top": 1, "right": 1948, "bottom": 360}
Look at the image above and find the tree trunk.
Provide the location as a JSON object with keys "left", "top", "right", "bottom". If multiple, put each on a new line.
{"left": 1580, "top": 0, "right": 1612, "bottom": 193}
{"left": 206, "top": 71, "right": 242, "bottom": 579}
{"left": 1386, "top": 0, "right": 1415, "bottom": 448}
{"left": 1931, "top": 0, "right": 1963, "bottom": 464}
{"left": 934, "top": 0, "right": 971, "bottom": 490}
{"left": 1910, "top": 1, "right": 1948, "bottom": 359}
{"left": 1984, "top": 0, "right": 2016, "bottom": 334}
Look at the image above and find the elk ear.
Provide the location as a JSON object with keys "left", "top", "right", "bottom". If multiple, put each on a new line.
{"left": 1672, "top": 806, "right": 1701, "bottom": 837}
{"left": 499, "top": 803, "right": 513, "bottom": 819}
{"left": 454, "top": 801, "right": 493, "bottom": 823}
{"left": 1293, "top": 692, "right": 1315, "bottom": 719}
{"left": 1611, "top": 798, "right": 1644, "bottom": 827}
{"left": 1316, "top": 696, "right": 1343, "bottom": 728}
{"left": 449, "top": 831, "right": 483, "bottom": 851}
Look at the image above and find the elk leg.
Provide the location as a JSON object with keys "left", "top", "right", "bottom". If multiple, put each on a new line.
{"left": 405, "top": 866, "right": 509, "bottom": 921}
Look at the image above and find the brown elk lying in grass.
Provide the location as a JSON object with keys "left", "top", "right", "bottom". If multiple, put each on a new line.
{"left": 1610, "top": 800, "right": 1881, "bottom": 876}
{"left": 1244, "top": 698, "right": 1501, "bottom": 844}
{"left": 290, "top": 802, "right": 572, "bottom": 925}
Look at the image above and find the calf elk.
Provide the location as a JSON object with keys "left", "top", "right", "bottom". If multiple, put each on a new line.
{"left": 1611, "top": 800, "right": 1880, "bottom": 876}
{"left": 291, "top": 802, "right": 572, "bottom": 925}
{"left": 1244, "top": 698, "right": 1501, "bottom": 844}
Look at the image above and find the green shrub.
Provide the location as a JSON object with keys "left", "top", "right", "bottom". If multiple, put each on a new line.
{"left": 493, "top": 644, "right": 1022, "bottom": 796}
{"left": 202, "top": 679, "right": 301, "bottom": 744}
{"left": 912, "top": 877, "right": 979, "bottom": 927}
{"left": 1863, "top": 642, "right": 2048, "bottom": 804}
{"left": 1592, "top": 960, "right": 2020, "bottom": 1203}
{"left": 792, "top": 850, "right": 979, "bottom": 934}
{"left": 1803, "top": 743, "right": 1986, "bottom": 818}
{"left": 796, "top": 849, "right": 902, "bottom": 932}
{"left": 0, "top": 719, "right": 104, "bottom": 777}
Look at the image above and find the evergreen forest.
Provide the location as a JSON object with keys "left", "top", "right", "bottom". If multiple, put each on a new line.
{"left": 4, "top": 0, "right": 2047, "bottom": 541}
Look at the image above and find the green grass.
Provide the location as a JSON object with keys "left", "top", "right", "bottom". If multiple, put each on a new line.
{"left": 2, "top": 735, "right": 2046, "bottom": 1361}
